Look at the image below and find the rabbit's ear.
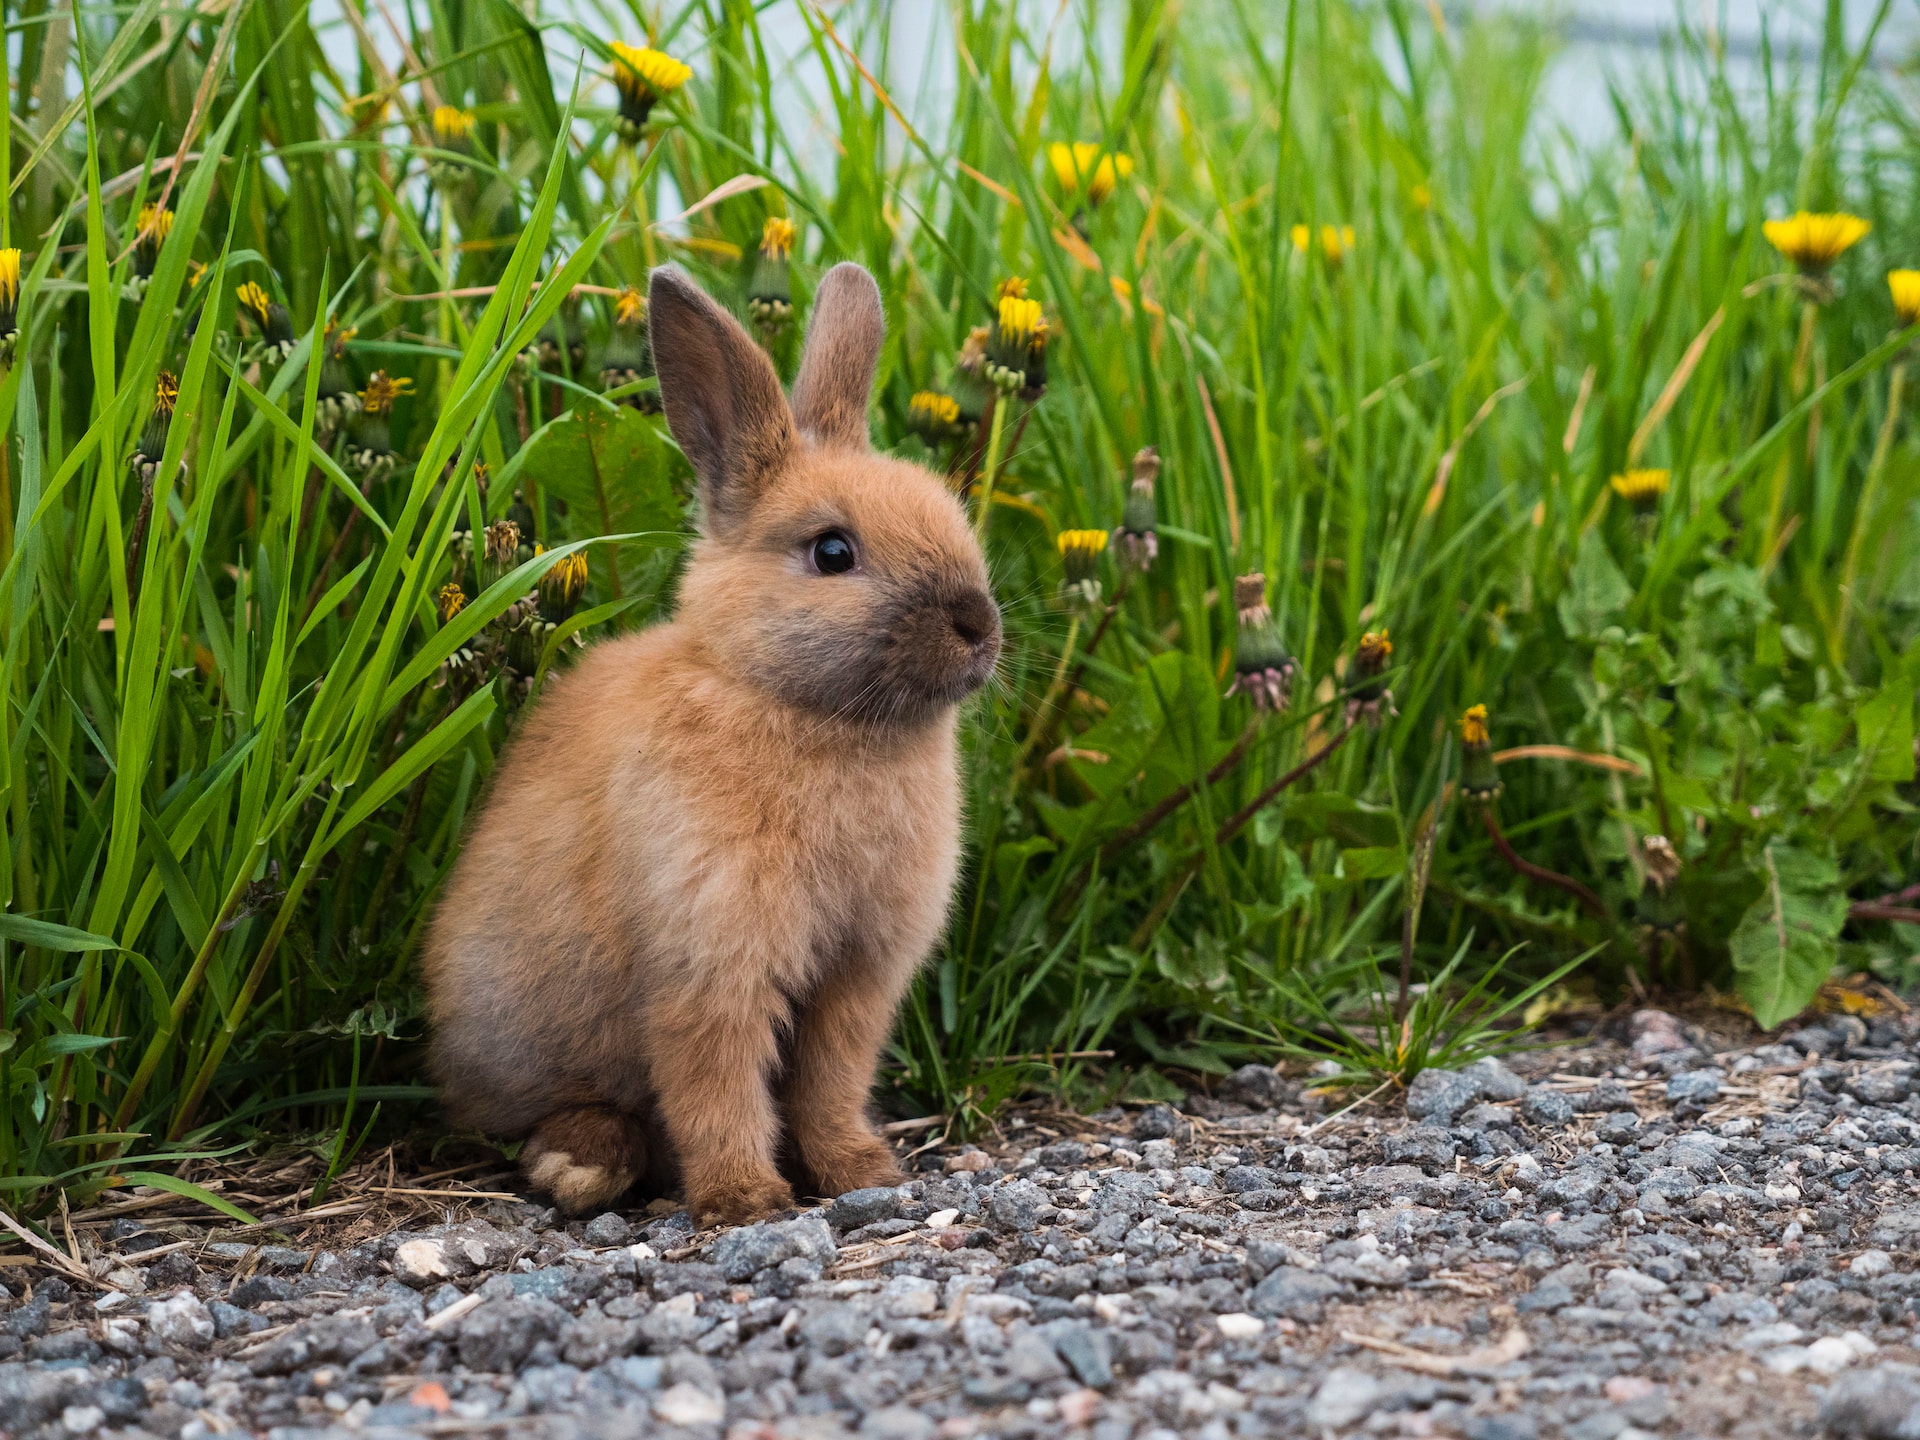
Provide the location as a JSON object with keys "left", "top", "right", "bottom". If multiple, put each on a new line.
{"left": 649, "top": 265, "right": 794, "bottom": 533}
{"left": 790, "top": 262, "right": 884, "bottom": 450}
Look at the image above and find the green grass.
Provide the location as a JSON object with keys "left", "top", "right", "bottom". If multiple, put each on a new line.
{"left": 3, "top": 0, "right": 1918, "bottom": 1207}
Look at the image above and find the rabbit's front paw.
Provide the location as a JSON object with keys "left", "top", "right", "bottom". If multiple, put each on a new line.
{"left": 809, "top": 1136, "right": 905, "bottom": 1197}
{"left": 690, "top": 1174, "right": 795, "bottom": 1228}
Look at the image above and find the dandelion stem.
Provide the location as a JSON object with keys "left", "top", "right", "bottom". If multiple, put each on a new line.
{"left": 1833, "top": 359, "right": 1904, "bottom": 656}
{"left": 973, "top": 390, "right": 1013, "bottom": 542}
{"left": 1480, "top": 807, "right": 1609, "bottom": 920}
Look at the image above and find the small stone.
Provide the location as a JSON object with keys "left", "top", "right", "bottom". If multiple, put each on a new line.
{"left": 60, "top": 1404, "right": 104, "bottom": 1435}
{"left": 1850, "top": 1249, "right": 1894, "bottom": 1279}
{"left": 1058, "top": 1388, "right": 1104, "bottom": 1426}
{"left": 653, "top": 1381, "right": 724, "bottom": 1426}
{"left": 1405, "top": 1066, "right": 1486, "bottom": 1122}
{"left": 1595, "top": 1111, "right": 1642, "bottom": 1145}
{"left": 1251, "top": 1266, "right": 1345, "bottom": 1320}
{"left": 1050, "top": 1321, "right": 1114, "bottom": 1389}
{"left": 1820, "top": 1362, "right": 1920, "bottom": 1437}
{"left": 1467, "top": 1057, "right": 1526, "bottom": 1101}
{"left": 456, "top": 1299, "right": 565, "bottom": 1373}
{"left": 1133, "top": 1104, "right": 1184, "bottom": 1140}
{"left": 708, "top": 1213, "right": 837, "bottom": 1280}
{"left": 989, "top": 1179, "right": 1050, "bottom": 1232}
{"left": 1465, "top": 1416, "right": 1538, "bottom": 1440}
{"left": 582, "top": 1213, "right": 631, "bottom": 1248}
{"left": 1665, "top": 1070, "right": 1723, "bottom": 1107}
{"left": 1523, "top": 1088, "right": 1575, "bottom": 1125}
{"left": 147, "top": 1290, "right": 215, "bottom": 1349}
{"left": 829, "top": 1187, "right": 904, "bottom": 1231}
{"left": 228, "top": 1274, "right": 292, "bottom": 1308}
{"left": 1383, "top": 1126, "right": 1455, "bottom": 1171}
{"left": 1307, "top": 1367, "right": 1386, "bottom": 1429}
{"left": 1219, "top": 1064, "right": 1289, "bottom": 1109}
{"left": 1215, "top": 1312, "right": 1263, "bottom": 1340}
{"left": 861, "top": 1404, "right": 936, "bottom": 1440}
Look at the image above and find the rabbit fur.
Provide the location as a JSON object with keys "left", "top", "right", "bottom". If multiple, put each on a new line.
{"left": 422, "top": 262, "right": 1001, "bottom": 1225}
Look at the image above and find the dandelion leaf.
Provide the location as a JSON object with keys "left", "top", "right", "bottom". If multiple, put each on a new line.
{"left": 1728, "top": 843, "right": 1847, "bottom": 1029}
{"left": 521, "top": 404, "right": 687, "bottom": 599}
{"left": 1558, "top": 528, "right": 1634, "bottom": 637}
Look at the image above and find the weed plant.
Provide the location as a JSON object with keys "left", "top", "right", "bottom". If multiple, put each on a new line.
{"left": 2, "top": 0, "right": 1919, "bottom": 1205}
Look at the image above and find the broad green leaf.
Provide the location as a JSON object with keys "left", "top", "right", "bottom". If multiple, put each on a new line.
{"left": 518, "top": 404, "right": 689, "bottom": 598}
{"left": 1729, "top": 844, "right": 1847, "bottom": 1029}
{"left": 1558, "top": 529, "right": 1634, "bottom": 638}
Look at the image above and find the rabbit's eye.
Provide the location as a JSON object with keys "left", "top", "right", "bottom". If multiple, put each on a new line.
{"left": 811, "top": 531, "right": 857, "bottom": 575}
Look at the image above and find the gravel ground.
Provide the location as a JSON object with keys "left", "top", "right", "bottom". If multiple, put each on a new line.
{"left": 6, "top": 1006, "right": 1920, "bottom": 1440}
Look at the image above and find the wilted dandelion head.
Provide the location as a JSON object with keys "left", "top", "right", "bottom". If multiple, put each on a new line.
{"left": 436, "top": 583, "right": 467, "bottom": 623}
{"left": 1048, "top": 142, "right": 1134, "bottom": 207}
{"left": 1356, "top": 629, "right": 1392, "bottom": 677}
{"left": 610, "top": 43, "right": 690, "bottom": 137}
{"left": 137, "top": 203, "right": 175, "bottom": 247}
{"left": 1643, "top": 834, "right": 1681, "bottom": 892}
{"left": 484, "top": 519, "right": 522, "bottom": 567}
{"left": 432, "top": 106, "right": 477, "bottom": 143}
{"left": 1889, "top": 269, "right": 1920, "bottom": 329}
{"left": 1232, "top": 573, "right": 1269, "bottom": 622}
{"left": 154, "top": 370, "right": 180, "bottom": 415}
{"left": 956, "top": 326, "right": 989, "bottom": 376}
{"left": 323, "top": 320, "right": 357, "bottom": 359}
{"left": 1764, "top": 211, "right": 1869, "bottom": 274}
{"left": 1459, "top": 704, "right": 1490, "bottom": 748}
{"left": 759, "top": 216, "right": 796, "bottom": 260}
{"left": 359, "top": 370, "right": 413, "bottom": 417}
{"left": 1609, "top": 468, "right": 1670, "bottom": 514}
{"left": 614, "top": 285, "right": 646, "bottom": 326}
{"left": 1227, "top": 573, "right": 1294, "bottom": 711}
{"left": 1114, "top": 447, "right": 1160, "bottom": 572}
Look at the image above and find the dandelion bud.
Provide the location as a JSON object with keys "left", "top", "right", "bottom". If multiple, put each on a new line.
{"left": 0, "top": 248, "right": 19, "bottom": 366}
{"left": 1113, "top": 446, "right": 1160, "bottom": 571}
{"left": 747, "top": 217, "right": 796, "bottom": 333}
{"left": 610, "top": 43, "right": 692, "bottom": 142}
{"left": 235, "top": 280, "right": 296, "bottom": 361}
{"left": 1890, "top": 269, "right": 1920, "bottom": 331}
{"left": 126, "top": 204, "right": 174, "bottom": 299}
{"left": 599, "top": 285, "right": 659, "bottom": 409}
{"left": 429, "top": 106, "right": 477, "bottom": 187}
{"left": 1345, "top": 628, "right": 1397, "bottom": 729}
{"left": 907, "top": 390, "right": 962, "bottom": 446}
{"left": 986, "top": 285, "right": 1046, "bottom": 397}
{"left": 1056, "top": 528, "right": 1108, "bottom": 609}
{"left": 1226, "top": 574, "right": 1295, "bottom": 712}
{"left": 344, "top": 370, "right": 413, "bottom": 482}
{"left": 539, "top": 550, "right": 590, "bottom": 624}
{"left": 1609, "top": 468, "right": 1670, "bottom": 516}
{"left": 950, "top": 327, "right": 991, "bottom": 424}
{"left": 316, "top": 322, "right": 361, "bottom": 431}
{"left": 131, "top": 371, "right": 179, "bottom": 479}
{"left": 484, "top": 519, "right": 521, "bottom": 569}
{"left": 1458, "top": 704, "right": 1502, "bottom": 801}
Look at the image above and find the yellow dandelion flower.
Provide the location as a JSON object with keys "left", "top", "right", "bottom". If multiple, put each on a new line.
{"left": 1459, "top": 704, "right": 1490, "bottom": 748}
{"left": 1047, "top": 142, "right": 1134, "bottom": 207}
{"left": 1763, "top": 211, "right": 1870, "bottom": 273}
{"left": 0, "top": 247, "right": 20, "bottom": 310}
{"left": 996, "top": 295, "right": 1042, "bottom": 349}
{"left": 1057, "top": 528, "right": 1109, "bottom": 559}
{"left": 154, "top": 370, "right": 179, "bottom": 414}
{"left": 137, "top": 203, "right": 175, "bottom": 246}
{"left": 436, "top": 583, "right": 468, "bottom": 623}
{"left": 1411, "top": 182, "right": 1432, "bottom": 211}
{"left": 1356, "top": 629, "right": 1392, "bottom": 675}
{"left": 1889, "top": 269, "right": 1920, "bottom": 328}
{"left": 235, "top": 281, "right": 271, "bottom": 325}
{"left": 610, "top": 43, "right": 691, "bottom": 137}
{"left": 431, "top": 106, "right": 477, "bottom": 143}
{"left": 1609, "top": 468, "right": 1671, "bottom": 513}
{"left": 759, "top": 216, "right": 796, "bottom": 260}
{"left": 996, "top": 276, "right": 1029, "bottom": 303}
{"left": 614, "top": 285, "right": 646, "bottom": 326}
{"left": 907, "top": 390, "right": 962, "bottom": 441}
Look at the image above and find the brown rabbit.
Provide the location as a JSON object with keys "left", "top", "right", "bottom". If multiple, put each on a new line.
{"left": 422, "top": 262, "right": 1000, "bottom": 1225}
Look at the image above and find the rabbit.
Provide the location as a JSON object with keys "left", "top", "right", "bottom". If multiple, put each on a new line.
{"left": 422, "top": 262, "right": 1002, "bottom": 1225}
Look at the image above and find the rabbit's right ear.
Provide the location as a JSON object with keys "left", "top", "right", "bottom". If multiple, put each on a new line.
{"left": 649, "top": 266, "right": 794, "bottom": 534}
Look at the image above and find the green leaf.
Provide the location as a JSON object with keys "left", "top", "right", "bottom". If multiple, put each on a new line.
{"left": 520, "top": 405, "right": 688, "bottom": 597}
{"left": 0, "top": 916, "right": 118, "bottom": 951}
{"left": 1857, "top": 680, "right": 1916, "bottom": 784}
{"left": 112, "top": 1171, "right": 261, "bottom": 1225}
{"left": 1728, "top": 844, "right": 1847, "bottom": 1029}
{"left": 1341, "top": 846, "right": 1406, "bottom": 881}
{"left": 1558, "top": 529, "right": 1634, "bottom": 638}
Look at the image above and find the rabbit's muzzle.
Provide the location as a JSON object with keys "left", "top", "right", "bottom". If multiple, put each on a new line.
{"left": 762, "top": 574, "right": 1001, "bottom": 727}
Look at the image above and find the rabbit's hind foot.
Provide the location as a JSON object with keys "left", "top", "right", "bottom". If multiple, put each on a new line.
{"left": 522, "top": 1106, "right": 645, "bottom": 1214}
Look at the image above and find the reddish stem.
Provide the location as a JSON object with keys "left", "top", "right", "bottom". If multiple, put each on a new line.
{"left": 1481, "top": 807, "right": 1609, "bottom": 920}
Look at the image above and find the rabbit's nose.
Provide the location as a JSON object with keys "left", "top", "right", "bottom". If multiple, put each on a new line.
{"left": 949, "top": 589, "right": 1000, "bottom": 650}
